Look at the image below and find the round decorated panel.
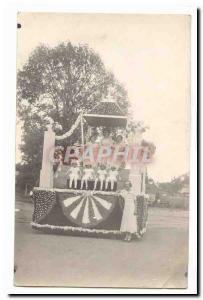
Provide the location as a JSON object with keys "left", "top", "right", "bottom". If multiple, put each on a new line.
{"left": 58, "top": 190, "right": 117, "bottom": 228}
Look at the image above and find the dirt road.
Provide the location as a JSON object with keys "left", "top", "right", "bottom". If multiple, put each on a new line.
{"left": 14, "top": 201, "right": 188, "bottom": 288}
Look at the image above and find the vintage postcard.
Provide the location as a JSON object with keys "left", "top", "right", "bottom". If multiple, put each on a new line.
{"left": 15, "top": 12, "right": 192, "bottom": 289}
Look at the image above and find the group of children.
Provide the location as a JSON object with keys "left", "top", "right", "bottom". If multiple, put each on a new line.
{"left": 54, "top": 158, "right": 139, "bottom": 242}
{"left": 67, "top": 161, "right": 119, "bottom": 191}
{"left": 53, "top": 126, "right": 144, "bottom": 241}
{"left": 86, "top": 127, "right": 126, "bottom": 147}
{"left": 86, "top": 124, "right": 145, "bottom": 147}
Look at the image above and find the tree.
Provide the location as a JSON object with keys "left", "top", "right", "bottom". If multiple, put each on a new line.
{"left": 17, "top": 42, "right": 128, "bottom": 186}
{"left": 159, "top": 174, "right": 189, "bottom": 195}
{"left": 16, "top": 163, "right": 37, "bottom": 194}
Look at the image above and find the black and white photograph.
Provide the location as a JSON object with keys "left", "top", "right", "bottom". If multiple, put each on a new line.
{"left": 13, "top": 12, "right": 194, "bottom": 290}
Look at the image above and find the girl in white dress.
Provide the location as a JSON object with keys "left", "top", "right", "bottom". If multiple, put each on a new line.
{"left": 80, "top": 164, "right": 95, "bottom": 190}
{"left": 66, "top": 161, "right": 81, "bottom": 189}
{"left": 120, "top": 181, "right": 137, "bottom": 241}
{"left": 94, "top": 164, "right": 107, "bottom": 190}
{"left": 100, "top": 128, "right": 113, "bottom": 146}
{"left": 105, "top": 166, "right": 119, "bottom": 190}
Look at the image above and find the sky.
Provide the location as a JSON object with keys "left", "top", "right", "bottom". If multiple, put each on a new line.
{"left": 16, "top": 13, "right": 191, "bottom": 182}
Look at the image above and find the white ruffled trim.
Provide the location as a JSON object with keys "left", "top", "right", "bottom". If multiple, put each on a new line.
{"left": 34, "top": 187, "right": 119, "bottom": 196}
{"left": 31, "top": 222, "right": 142, "bottom": 238}
{"left": 31, "top": 222, "right": 122, "bottom": 235}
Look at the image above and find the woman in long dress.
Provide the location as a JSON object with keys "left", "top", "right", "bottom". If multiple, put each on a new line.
{"left": 120, "top": 181, "right": 137, "bottom": 242}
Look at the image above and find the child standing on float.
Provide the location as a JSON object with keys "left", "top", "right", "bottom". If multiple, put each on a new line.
{"left": 80, "top": 164, "right": 95, "bottom": 190}
{"left": 94, "top": 164, "right": 107, "bottom": 191}
{"left": 66, "top": 160, "right": 81, "bottom": 189}
{"left": 120, "top": 181, "right": 137, "bottom": 242}
{"left": 105, "top": 166, "right": 119, "bottom": 190}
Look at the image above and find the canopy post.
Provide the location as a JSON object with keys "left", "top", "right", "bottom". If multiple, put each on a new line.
{"left": 40, "top": 124, "right": 55, "bottom": 188}
{"left": 88, "top": 127, "right": 92, "bottom": 138}
{"left": 80, "top": 113, "right": 84, "bottom": 145}
{"left": 80, "top": 113, "right": 85, "bottom": 163}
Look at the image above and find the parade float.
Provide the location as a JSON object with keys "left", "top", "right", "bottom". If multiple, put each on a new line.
{"left": 31, "top": 98, "right": 154, "bottom": 239}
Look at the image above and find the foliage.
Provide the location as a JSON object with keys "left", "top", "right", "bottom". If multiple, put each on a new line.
{"left": 146, "top": 173, "right": 189, "bottom": 196}
{"left": 16, "top": 163, "right": 39, "bottom": 192}
{"left": 158, "top": 173, "right": 189, "bottom": 195}
{"left": 17, "top": 42, "right": 128, "bottom": 187}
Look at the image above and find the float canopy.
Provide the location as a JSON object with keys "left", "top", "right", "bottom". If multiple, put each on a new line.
{"left": 83, "top": 100, "right": 127, "bottom": 128}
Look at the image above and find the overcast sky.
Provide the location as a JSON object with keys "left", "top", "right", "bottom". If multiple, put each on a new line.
{"left": 16, "top": 13, "right": 191, "bottom": 182}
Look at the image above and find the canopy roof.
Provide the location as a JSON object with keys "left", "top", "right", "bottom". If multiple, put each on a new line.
{"left": 83, "top": 99, "right": 127, "bottom": 127}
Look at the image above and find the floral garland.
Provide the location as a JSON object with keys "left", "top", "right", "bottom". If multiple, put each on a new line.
{"left": 139, "top": 221, "right": 148, "bottom": 235}
{"left": 55, "top": 114, "right": 82, "bottom": 141}
{"left": 136, "top": 195, "right": 148, "bottom": 236}
{"left": 31, "top": 222, "right": 141, "bottom": 239}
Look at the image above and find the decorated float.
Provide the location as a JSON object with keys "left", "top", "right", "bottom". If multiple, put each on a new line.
{"left": 31, "top": 98, "right": 153, "bottom": 239}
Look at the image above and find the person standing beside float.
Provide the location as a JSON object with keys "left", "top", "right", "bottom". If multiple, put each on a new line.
{"left": 120, "top": 181, "right": 138, "bottom": 242}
